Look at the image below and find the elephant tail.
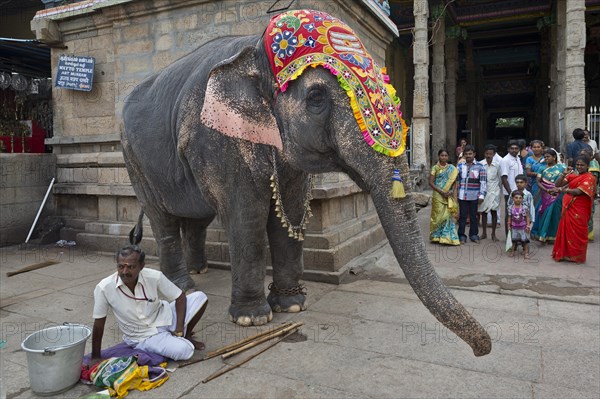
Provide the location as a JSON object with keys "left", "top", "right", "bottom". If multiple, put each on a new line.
{"left": 129, "top": 209, "right": 144, "bottom": 245}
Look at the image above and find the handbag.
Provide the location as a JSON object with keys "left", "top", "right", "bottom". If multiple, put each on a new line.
{"left": 505, "top": 231, "right": 512, "bottom": 252}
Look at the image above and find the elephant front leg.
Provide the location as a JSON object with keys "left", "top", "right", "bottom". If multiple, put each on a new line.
{"left": 266, "top": 209, "right": 307, "bottom": 313}
{"left": 227, "top": 221, "right": 273, "bottom": 327}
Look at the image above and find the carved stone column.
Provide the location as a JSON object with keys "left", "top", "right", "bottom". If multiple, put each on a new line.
{"left": 465, "top": 39, "right": 477, "bottom": 149}
{"left": 445, "top": 34, "right": 459, "bottom": 152}
{"left": 549, "top": 5, "right": 564, "bottom": 148}
{"left": 431, "top": 8, "right": 446, "bottom": 157}
{"left": 537, "top": 23, "right": 551, "bottom": 145}
{"left": 412, "top": 0, "right": 430, "bottom": 169}
{"left": 563, "top": 0, "right": 586, "bottom": 144}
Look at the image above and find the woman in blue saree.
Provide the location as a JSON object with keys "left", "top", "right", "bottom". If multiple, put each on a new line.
{"left": 525, "top": 140, "right": 545, "bottom": 208}
{"left": 531, "top": 148, "right": 565, "bottom": 243}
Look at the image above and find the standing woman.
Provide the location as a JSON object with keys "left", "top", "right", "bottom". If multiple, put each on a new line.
{"left": 580, "top": 147, "right": 599, "bottom": 241}
{"left": 525, "top": 140, "right": 545, "bottom": 207}
{"left": 429, "top": 149, "right": 460, "bottom": 245}
{"left": 531, "top": 148, "right": 565, "bottom": 242}
{"left": 552, "top": 156, "right": 597, "bottom": 263}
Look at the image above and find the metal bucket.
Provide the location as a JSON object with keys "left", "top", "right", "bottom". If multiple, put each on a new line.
{"left": 21, "top": 323, "right": 91, "bottom": 396}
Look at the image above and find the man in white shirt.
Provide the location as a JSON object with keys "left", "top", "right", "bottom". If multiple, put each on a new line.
{"left": 583, "top": 129, "right": 598, "bottom": 155}
{"left": 478, "top": 144, "right": 503, "bottom": 241}
{"left": 501, "top": 140, "right": 524, "bottom": 234}
{"left": 91, "top": 245, "right": 208, "bottom": 363}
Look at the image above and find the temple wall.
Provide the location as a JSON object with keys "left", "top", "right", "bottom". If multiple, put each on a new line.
{"left": 0, "top": 154, "right": 56, "bottom": 246}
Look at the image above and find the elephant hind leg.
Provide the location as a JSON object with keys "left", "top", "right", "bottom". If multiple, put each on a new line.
{"left": 266, "top": 207, "right": 307, "bottom": 313}
{"left": 181, "top": 217, "right": 214, "bottom": 274}
{"left": 145, "top": 208, "right": 196, "bottom": 291}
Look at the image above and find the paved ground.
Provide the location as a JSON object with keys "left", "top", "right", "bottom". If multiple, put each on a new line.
{"left": 1, "top": 196, "right": 599, "bottom": 398}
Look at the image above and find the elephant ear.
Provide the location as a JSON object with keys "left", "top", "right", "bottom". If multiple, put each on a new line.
{"left": 200, "top": 47, "right": 282, "bottom": 149}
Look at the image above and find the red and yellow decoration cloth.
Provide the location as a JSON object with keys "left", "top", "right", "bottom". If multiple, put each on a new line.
{"left": 264, "top": 9, "right": 408, "bottom": 158}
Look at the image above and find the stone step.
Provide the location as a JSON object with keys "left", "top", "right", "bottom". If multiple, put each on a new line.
{"left": 60, "top": 227, "right": 82, "bottom": 242}
{"left": 76, "top": 232, "right": 158, "bottom": 256}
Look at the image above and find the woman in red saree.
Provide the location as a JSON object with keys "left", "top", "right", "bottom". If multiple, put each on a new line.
{"left": 552, "top": 156, "right": 597, "bottom": 263}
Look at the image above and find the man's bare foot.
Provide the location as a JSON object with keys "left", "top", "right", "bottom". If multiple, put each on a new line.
{"left": 187, "top": 338, "right": 205, "bottom": 351}
{"left": 491, "top": 235, "right": 499, "bottom": 242}
{"left": 507, "top": 251, "right": 514, "bottom": 257}
{"left": 480, "top": 234, "right": 487, "bottom": 240}
{"left": 524, "top": 253, "right": 530, "bottom": 259}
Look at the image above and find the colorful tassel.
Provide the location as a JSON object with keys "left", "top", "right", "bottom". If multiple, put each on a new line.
{"left": 390, "top": 169, "right": 406, "bottom": 199}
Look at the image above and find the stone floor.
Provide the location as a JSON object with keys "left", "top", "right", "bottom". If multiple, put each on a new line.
{"left": 0, "top": 197, "right": 598, "bottom": 398}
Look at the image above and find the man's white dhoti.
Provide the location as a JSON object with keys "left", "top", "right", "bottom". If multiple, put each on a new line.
{"left": 478, "top": 158, "right": 502, "bottom": 213}
{"left": 134, "top": 291, "right": 208, "bottom": 361}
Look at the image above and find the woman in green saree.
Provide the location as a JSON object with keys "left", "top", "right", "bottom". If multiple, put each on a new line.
{"left": 531, "top": 148, "right": 566, "bottom": 243}
{"left": 429, "top": 149, "right": 460, "bottom": 246}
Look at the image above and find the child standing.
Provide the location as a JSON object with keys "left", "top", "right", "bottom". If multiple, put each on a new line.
{"left": 507, "top": 191, "right": 531, "bottom": 259}
{"left": 508, "top": 174, "right": 535, "bottom": 225}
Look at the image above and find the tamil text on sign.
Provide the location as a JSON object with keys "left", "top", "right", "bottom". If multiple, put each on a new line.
{"left": 55, "top": 55, "right": 95, "bottom": 92}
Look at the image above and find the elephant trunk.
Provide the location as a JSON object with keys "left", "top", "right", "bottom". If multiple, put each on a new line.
{"left": 369, "top": 175, "right": 491, "bottom": 357}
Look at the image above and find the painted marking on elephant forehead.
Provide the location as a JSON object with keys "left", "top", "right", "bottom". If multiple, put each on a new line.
{"left": 200, "top": 81, "right": 282, "bottom": 149}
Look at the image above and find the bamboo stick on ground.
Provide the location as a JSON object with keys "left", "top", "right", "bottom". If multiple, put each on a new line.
{"left": 202, "top": 327, "right": 300, "bottom": 383}
{"left": 207, "top": 322, "right": 293, "bottom": 357}
{"left": 178, "top": 322, "right": 294, "bottom": 368}
{"left": 6, "top": 261, "right": 60, "bottom": 277}
{"left": 221, "top": 322, "right": 304, "bottom": 359}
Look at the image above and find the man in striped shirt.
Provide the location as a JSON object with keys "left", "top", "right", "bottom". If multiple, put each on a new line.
{"left": 457, "top": 145, "right": 487, "bottom": 244}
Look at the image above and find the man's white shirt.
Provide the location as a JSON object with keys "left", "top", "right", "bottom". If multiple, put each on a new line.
{"left": 500, "top": 153, "right": 523, "bottom": 195}
{"left": 93, "top": 268, "right": 182, "bottom": 341}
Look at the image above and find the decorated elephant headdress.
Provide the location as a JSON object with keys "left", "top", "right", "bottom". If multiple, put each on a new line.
{"left": 265, "top": 9, "right": 407, "bottom": 157}
{"left": 201, "top": 9, "right": 407, "bottom": 159}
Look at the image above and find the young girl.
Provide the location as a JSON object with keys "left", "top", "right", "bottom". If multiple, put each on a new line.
{"left": 507, "top": 190, "right": 531, "bottom": 259}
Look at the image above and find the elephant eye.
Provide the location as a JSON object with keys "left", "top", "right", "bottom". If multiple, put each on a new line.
{"left": 306, "top": 87, "right": 326, "bottom": 106}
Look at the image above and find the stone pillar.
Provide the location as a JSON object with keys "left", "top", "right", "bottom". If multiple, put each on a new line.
{"left": 563, "top": 0, "right": 586, "bottom": 144}
{"left": 549, "top": 6, "right": 564, "bottom": 149}
{"left": 445, "top": 35, "right": 458, "bottom": 152}
{"left": 465, "top": 39, "right": 477, "bottom": 149}
{"left": 412, "top": 0, "right": 430, "bottom": 169}
{"left": 431, "top": 11, "right": 446, "bottom": 157}
{"left": 537, "top": 24, "right": 551, "bottom": 144}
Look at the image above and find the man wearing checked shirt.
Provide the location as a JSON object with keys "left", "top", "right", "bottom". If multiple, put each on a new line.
{"left": 457, "top": 145, "right": 487, "bottom": 244}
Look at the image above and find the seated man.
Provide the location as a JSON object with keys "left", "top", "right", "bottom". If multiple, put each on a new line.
{"left": 91, "top": 245, "right": 207, "bottom": 363}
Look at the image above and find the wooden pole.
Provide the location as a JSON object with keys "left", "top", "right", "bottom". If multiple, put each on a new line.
{"left": 221, "top": 322, "right": 303, "bottom": 359}
{"left": 6, "top": 261, "right": 60, "bottom": 277}
{"left": 208, "top": 322, "right": 293, "bottom": 357}
{"left": 178, "top": 322, "right": 294, "bottom": 368}
{"left": 202, "top": 327, "right": 300, "bottom": 383}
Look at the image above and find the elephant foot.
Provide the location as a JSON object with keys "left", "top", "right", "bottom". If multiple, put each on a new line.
{"left": 267, "top": 283, "right": 308, "bottom": 313}
{"left": 228, "top": 301, "right": 273, "bottom": 326}
{"left": 188, "top": 264, "right": 208, "bottom": 274}
{"left": 170, "top": 274, "right": 196, "bottom": 291}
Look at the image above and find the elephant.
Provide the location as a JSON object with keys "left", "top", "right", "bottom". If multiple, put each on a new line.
{"left": 122, "top": 9, "right": 491, "bottom": 356}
